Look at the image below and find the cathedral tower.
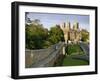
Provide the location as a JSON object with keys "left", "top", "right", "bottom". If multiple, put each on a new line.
{"left": 60, "top": 22, "right": 70, "bottom": 44}
{"left": 73, "top": 22, "right": 79, "bottom": 31}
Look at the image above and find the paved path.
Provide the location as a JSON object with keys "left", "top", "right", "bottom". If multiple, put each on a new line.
{"left": 79, "top": 42, "right": 89, "bottom": 55}
{"left": 79, "top": 42, "right": 89, "bottom": 61}
{"left": 31, "top": 42, "right": 64, "bottom": 67}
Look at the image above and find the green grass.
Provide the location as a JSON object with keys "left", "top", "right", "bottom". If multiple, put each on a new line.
{"left": 62, "top": 56, "right": 89, "bottom": 66}
{"left": 66, "top": 44, "right": 84, "bottom": 55}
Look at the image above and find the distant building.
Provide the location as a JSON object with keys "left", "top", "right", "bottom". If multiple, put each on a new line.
{"left": 60, "top": 21, "right": 81, "bottom": 44}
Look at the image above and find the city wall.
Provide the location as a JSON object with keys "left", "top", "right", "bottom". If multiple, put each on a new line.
{"left": 25, "top": 42, "right": 65, "bottom": 68}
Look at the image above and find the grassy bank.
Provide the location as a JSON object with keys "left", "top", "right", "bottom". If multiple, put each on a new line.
{"left": 62, "top": 56, "right": 89, "bottom": 66}
{"left": 66, "top": 44, "right": 84, "bottom": 55}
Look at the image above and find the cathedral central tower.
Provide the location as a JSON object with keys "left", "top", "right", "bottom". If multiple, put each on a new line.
{"left": 60, "top": 22, "right": 70, "bottom": 44}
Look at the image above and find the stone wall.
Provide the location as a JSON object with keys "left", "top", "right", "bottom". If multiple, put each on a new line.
{"left": 25, "top": 42, "right": 65, "bottom": 68}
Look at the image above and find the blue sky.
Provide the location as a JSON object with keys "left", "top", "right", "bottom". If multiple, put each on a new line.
{"left": 26, "top": 12, "right": 89, "bottom": 31}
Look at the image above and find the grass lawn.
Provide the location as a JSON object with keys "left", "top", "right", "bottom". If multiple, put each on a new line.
{"left": 62, "top": 56, "right": 89, "bottom": 66}
{"left": 66, "top": 44, "right": 84, "bottom": 55}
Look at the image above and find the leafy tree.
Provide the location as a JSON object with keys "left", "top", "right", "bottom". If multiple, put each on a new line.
{"left": 33, "top": 19, "right": 40, "bottom": 24}
{"left": 81, "top": 29, "right": 89, "bottom": 42}
{"left": 48, "top": 25, "right": 64, "bottom": 44}
{"left": 25, "top": 12, "right": 32, "bottom": 24}
{"left": 25, "top": 19, "right": 49, "bottom": 49}
{"left": 26, "top": 20, "right": 64, "bottom": 49}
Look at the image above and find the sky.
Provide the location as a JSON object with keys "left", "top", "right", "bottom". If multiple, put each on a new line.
{"left": 26, "top": 12, "right": 90, "bottom": 31}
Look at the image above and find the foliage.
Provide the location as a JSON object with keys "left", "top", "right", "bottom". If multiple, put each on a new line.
{"left": 81, "top": 29, "right": 89, "bottom": 42}
{"left": 25, "top": 19, "right": 49, "bottom": 49}
{"left": 25, "top": 20, "right": 64, "bottom": 49}
{"left": 48, "top": 25, "right": 64, "bottom": 44}
{"left": 66, "top": 44, "right": 84, "bottom": 55}
{"left": 25, "top": 12, "right": 32, "bottom": 24}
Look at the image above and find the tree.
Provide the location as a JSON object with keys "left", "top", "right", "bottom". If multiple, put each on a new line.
{"left": 48, "top": 25, "right": 64, "bottom": 44}
{"left": 26, "top": 20, "right": 64, "bottom": 49}
{"left": 25, "top": 12, "right": 32, "bottom": 24}
{"left": 81, "top": 29, "right": 89, "bottom": 42}
{"left": 33, "top": 19, "right": 40, "bottom": 24}
{"left": 25, "top": 19, "right": 49, "bottom": 49}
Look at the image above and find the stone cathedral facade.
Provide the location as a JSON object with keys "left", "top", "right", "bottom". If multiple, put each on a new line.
{"left": 60, "top": 22, "right": 81, "bottom": 44}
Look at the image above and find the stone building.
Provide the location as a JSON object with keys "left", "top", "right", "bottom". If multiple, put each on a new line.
{"left": 60, "top": 21, "right": 81, "bottom": 44}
